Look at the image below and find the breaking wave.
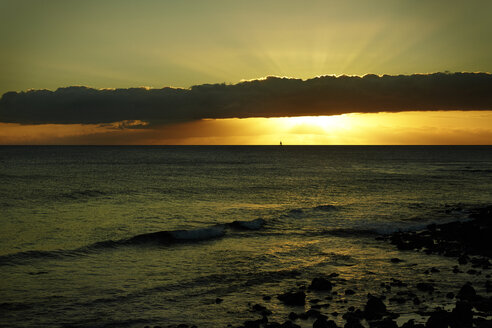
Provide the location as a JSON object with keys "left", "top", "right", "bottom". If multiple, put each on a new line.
{"left": 0, "top": 218, "right": 266, "bottom": 266}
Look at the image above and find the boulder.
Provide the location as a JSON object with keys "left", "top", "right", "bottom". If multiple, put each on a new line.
{"left": 309, "top": 278, "right": 333, "bottom": 291}
{"left": 278, "top": 291, "right": 306, "bottom": 306}
{"left": 457, "top": 283, "right": 476, "bottom": 301}
{"left": 364, "top": 295, "right": 387, "bottom": 320}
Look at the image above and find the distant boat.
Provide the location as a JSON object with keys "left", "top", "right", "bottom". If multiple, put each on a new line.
{"left": 279, "top": 141, "right": 283, "bottom": 146}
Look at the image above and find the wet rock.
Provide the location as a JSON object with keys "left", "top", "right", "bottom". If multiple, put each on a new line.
{"left": 474, "top": 297, "right": 492, "bottom": 312}
{"left": 306, "top": 308, "right": 326, "bottom": 320}
{"left": 309, "top": 278, "right": 333, "bottom": 291}
{"left": 446, "top": 292, "right": 455, "bottom": 299}
{"left": 288, "top": 312, "right": 298, "bottom": 321}
{"left": 313, "top": 318, "right": 339, "bottom": 328}
{"left": 450, "top": 301, "right": 473, "bottom": 328}
{"left": 345, "top": 289, "right": 356, "bottom": 295}
{"left": 390, "top": 278, "right": 407, "bottom": 287}
{"left": 344, "top": 320, "right": 364, "bottom": 328}
{"left": 401, "top": 319, "right": 425, "bottom": 328}
{"left": 390, "top": 258, "right": 403, "bottom": 263}
{"left": 280, "top": 321, "right": 301, "bottom": 328}
{"left": 471, "top": 257, "right": 491, "bottom": 269}
{"left": 458, "top": 255, "right": 469, "bottom": 265}
{"left": 467, "top": 269, "right": 479, "bottom": 275}
{"left": 388, "top": 296, "right": 406, "bottom": 304}
{"left": 252, "top": 303, "right": 272, "bottom": 316}
{"left": 263, "top": 296, "right": 272, "bottom": 301}
{"left": 369, "top": 318, "right": 398, "bottom": 328}
{"left": 298, "top": 312, "right": 309, "bottom": 320}
{"left": 278, "top": 291, "right": 306, "bottom": 306}
{"left": 430, "top": 267, "right": 440, "bottom": 273}
{"left": 425, "top": 309, "right": 449, "bottom": 328}
{"left": 474, "top": 318, "right": 492, "bottom": 328}
{"left": 215, "top": 298, "right": 223, "bottom": 304}
{"left": 416, "top": 282, "right": 435, "bottom": 293}
{"left": 364, "top": 295, "right": 387, "bottom": 320}
{"left": 244, "top": 319, "right": 263, "bottom": 328}
{"left": 266, "top": 323, "right": 282, "bottom": 328}
{"left": 457, "top": 283, "right": 476, "bottom": 301}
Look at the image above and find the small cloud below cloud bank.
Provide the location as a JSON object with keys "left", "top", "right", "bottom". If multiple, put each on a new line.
{"left": 1, "top": 72, "right": 491, "bottom": 126}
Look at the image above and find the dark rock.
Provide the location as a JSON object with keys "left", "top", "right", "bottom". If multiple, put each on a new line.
{"left": 425, "top": 309, "right": 449, "bottom": 328}
{"left": 486, "top": 281, "right": 492, "bottom": 293}
{"left": 390, "top": 258, "right": 403, "bottom": 263}
{"left": 390, "top": 278, "right": 407, "bottom": 287}
{"left": 177, "top": 325, "right": 188, "bottom": 328}
{"left": 348, "top": 306, "right": 355, "bottom": 312}
{"left": 252, "top": 304, "right": 267, "bottom": 312}
{"left": 474, "top": 318, "right": 492, "bottom": 328}
{"left": 266, "top": 323, "right": 282, "bottom": 328}
{"left": 298, "top": 312, "right": 309, "bottom": 320}
{"left": 388, "top": 296, "right": 406, "bottom": 304}
{"left": 306, "top": 309, "right": 326, "bottom": 319}
{"left": 416, "top": 282, "right": 435, "bottom": 293}
{"left": 450, "top": 301, "right": 472, "bottom": 328}
{"left": 244, "top": 319, "right": 262, "bottom": 328}
{"left": 309, "top": 278, "right": 333, "bottom": 291}
{"left": 344, "top": 320, "right": 364, "bottom": 328}
{"left": 215, "top": 297, "right": 223, "bottom": 304}
{"left": 458, "top": 255, "right": 469, "bottom": 265}
{"left": 288, "top": 312, "right": 298, "bottom": 321}
{"left": 278, "top": 291, "right": 306, "bottom": 306}
{"left": 364, "top": 295, "right": 387, "bottom": 320}
{"left": 401, "top": 319, "right": 425, "bottom": 328}
{"left": 263, "top": 295, "right": 272, "bottom": 301}
{"left": 313, "top": 318, "right": 339, "bottom": 328}
{"left": 457, "top": 283, "right": 476, "bottom": 301}
{"left": 369, "top": 318, "right": 398, "bottom": 328}
{"left": 446, "top": 292, "right": 455, "bottom": 299}
{"left": 251, "top": 303, "right": 272, "bottom": 316}
{"left": 345, "top": 289, "right": 356, "bottom": 295}
{"left": 280, "top": 321, "right": 301, "bottom": 328}
{"left": 401, "top": 319, "right": 415, "bottom": 328}
{"left": 474, "top": 297, "right": 492, "bottom": 312}
{"left": 430, "top": 267, "right": 440, "bottom": 273}
{"left": 467, "top": 269, "right": 479, "bottom": 275}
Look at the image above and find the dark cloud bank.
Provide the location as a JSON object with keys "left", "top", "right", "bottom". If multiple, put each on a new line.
{"left": 1, "top": 73, "right": 491, "bottom": 126}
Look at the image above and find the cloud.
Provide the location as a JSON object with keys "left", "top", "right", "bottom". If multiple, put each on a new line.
{"left": 1, "top": 72, "right": 491, "bottom": 126}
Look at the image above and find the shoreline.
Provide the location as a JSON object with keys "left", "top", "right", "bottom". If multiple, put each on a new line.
{"left": 164, "top": 206, "right": 492, "bottom": 328}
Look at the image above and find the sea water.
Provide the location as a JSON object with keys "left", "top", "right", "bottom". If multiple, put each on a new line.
{"left": 1, "top": 146, "right": 491, "bottom": 327}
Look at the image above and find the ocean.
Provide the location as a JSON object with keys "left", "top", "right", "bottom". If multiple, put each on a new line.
{"left": 1, "top": 146, "right": 491, "bottom": 328}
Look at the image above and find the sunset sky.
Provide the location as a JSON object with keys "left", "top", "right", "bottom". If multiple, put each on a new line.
{"left": 1, "top": 0, "right": 491, "bottom": 145}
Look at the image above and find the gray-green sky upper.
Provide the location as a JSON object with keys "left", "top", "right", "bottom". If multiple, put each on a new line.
{"left": 1, "top": 0, "right": 491, "bottom": 95}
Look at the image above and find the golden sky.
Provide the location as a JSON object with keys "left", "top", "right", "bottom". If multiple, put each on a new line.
{"left": 1, "top": 0, "right": 491, "bottom": 144}
{"left": 1, "top": 111, "right": 491, "bottom": 145}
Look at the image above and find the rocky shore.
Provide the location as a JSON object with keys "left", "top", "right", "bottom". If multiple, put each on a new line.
{"left": 145, "top": 206, "right": 492, "bottom": 328}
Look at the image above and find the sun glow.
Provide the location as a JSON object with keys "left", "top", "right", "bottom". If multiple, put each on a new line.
{"left": 1, "top": 111, "right": 491, "bottom": 145}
